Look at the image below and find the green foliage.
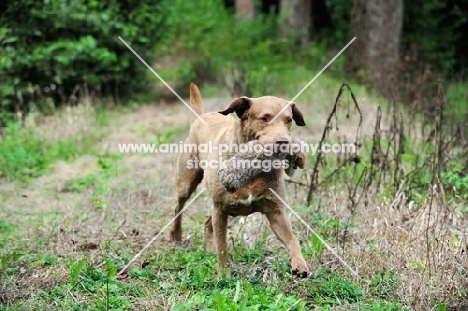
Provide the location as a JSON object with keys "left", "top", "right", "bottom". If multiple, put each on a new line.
{"left": 324, "top": 0, "right": 353, "bottom": 48}
{"left": 446, "top": 81, "right": 468, "bottom": 123}
{"left": 68, "top": 258, "right": 85, "bottom": 285}
{"left": 0, "top": 0, "right": 165, "bottom": 123}
{"left": 56, "top": 258, "right": 136, "bottom": 310}
{"left": 174, "top": 280, "right": 305, "bottom": 310}
{"left": 369, "top": 270, "right": 398, "bottom": 298}
{"left": 0, "top": 124, "right": 72, "bottom": 181}
{"left": 441, "top": 162, "right": 468, "bottom": 200}
{"left": 437, "top": 303, "right": 448, "bottom": 311}
{"left": 0, "top": 124, "right": 48, "bottom": 179}
{"left": 0, "top": 220, "right": 18, "bottom": 250}
{"left": 0, "top": 121, "right": 101, "bottom": 182}
{"left": 64, "top": 157, "right": 120, "bottom": 193}
{"left": 403, "top": 0, "right": 467, "bottom": 73}
{"left": 0, "top": 219, "right": 16, "bottom": 234}
{"left": 159, "top": 0, "right": 318, "bottom": 97}
{"left": 1, "top": 237, "right": 412, "bottom": 310}
{"left": 66, "top": 174, "right": 100, "bottom": 192}
{"left": 306, "top": 269, "right": 364, "bottom": 306}
{"left": 1, "top": 254, "right": 8, "bottom": 270}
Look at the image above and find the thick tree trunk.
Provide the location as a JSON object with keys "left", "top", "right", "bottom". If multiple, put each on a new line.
{"left": 346, "top": 0, "right": 403, "bottom": 99}
{"left": 235, "top": 0, "right": 255, "bottom": 20}
{"left": 280, "top": 0, "right": 311, "bottom": 48}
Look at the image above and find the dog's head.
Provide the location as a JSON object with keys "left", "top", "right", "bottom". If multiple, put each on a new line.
{"left": 219, "top": 96, "right": 305, "bottom": 145}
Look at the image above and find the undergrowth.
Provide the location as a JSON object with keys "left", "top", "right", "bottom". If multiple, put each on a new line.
{"left": 1, "top": 238, "right": 409, "bottom": 311}
{"left": 0, "top": 109, "right": 109, "bottom": 182}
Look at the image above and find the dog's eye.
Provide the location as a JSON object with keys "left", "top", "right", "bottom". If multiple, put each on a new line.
{"left": 260, "top": 116, "right": 268, "bottom": 123}
{"left": 287, "top": 118, "right": 293, "bottom": 125}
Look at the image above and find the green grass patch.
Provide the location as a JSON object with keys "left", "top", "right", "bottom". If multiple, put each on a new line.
{"left": 446, "top": 81, "right": 468, "bottom": 123}
{"left": 0, "top": 118, "right": 106, "bottom": 183}
{"left": 1, "top": 239, "right": 409, "bottom": 310}
{"left": 0, "top": 123, "right": 77, "bottom": 181}
{"left": 64, "top": 157, "right": 122, "bottom": 194}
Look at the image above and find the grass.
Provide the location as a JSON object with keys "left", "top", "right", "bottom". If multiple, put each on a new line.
{"left": 0, "top": 106, "right": 110, "bottom": 183}
{"left": 446, "top": 81, "right": 468, "bottom": 123}
{"left": 1, "top": 234, "right": 409, "bottom": 310}
{"left": 62, "top": 156, "right": 124, "bottom": 210}
{"left": 0, "top": 123, "right": 82, "bottom": 181}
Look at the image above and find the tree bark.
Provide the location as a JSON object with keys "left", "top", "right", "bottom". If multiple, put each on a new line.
{"left": 346, "top": 0, "right": 403, "bottom": 100}
{"left": 280, "top": 0, "right": 311, "bottom": 48}
{"left": 235, "top": 0, "right": 255, "bottom": 20}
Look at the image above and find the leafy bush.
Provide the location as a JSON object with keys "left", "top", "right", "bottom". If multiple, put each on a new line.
{"left": 0, "top": 0, "right": 165, "bottom": 124}
{"left": 442, "top": 164, "right": 468, "bottom": 200}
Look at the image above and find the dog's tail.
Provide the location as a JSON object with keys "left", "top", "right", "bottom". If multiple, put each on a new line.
{"left": 190, "top": 83, "right": 204, "bottom": 125}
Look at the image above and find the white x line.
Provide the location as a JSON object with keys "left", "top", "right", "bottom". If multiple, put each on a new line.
{"left": 118, "top": 188, "right": 206, "bottom": 275}
{"left": 269, "top": 188, "right": 358, "bottom": 276}
{"left": 269, "top": 37, "right": 356, "bottom": 124}
{"left": 118, "top": 36, "right": 207, "bottom": 124}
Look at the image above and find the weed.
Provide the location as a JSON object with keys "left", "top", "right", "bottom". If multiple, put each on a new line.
{"left": 68, "top": 258, "right": 85, "bottom": 285}
{"left": 306, "top": 269, "right": 364, "bottom": 306}
{"left": 369, "top": 270, "right": 397, "bottom": 298}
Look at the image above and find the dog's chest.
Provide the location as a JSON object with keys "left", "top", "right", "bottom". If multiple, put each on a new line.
{"left": 237, "top": 193, "right": 258, "bottom": 206}
{"left": 226, "top": 186, "right": 278, "bottom": 216}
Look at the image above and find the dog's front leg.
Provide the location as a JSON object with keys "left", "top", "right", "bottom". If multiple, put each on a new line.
{"left": 211, "top": 207, "right": 231, "bottom": 277}
{"left": 266, "top": 210, "right": 309, "bottom": 277}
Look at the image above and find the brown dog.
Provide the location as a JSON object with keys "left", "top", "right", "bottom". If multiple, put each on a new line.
{"left": 169, "top": 83, "right": 309, "bottom": 277}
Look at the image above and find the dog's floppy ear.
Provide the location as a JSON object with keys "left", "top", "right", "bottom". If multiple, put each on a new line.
{"left": 219, "top": 97, "right": 252, "bottom": 120}
{"left": 291, "top": 103, "right": 306, "bottom": 126}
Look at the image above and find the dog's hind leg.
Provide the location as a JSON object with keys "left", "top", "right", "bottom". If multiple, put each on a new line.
{"left": 169, "top": 152, "right": 203, "bottom": 242}
{"left": 204, "top": 216, "right": 216, "bottom": 252}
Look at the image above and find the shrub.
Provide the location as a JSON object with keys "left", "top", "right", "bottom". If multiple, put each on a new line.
{"left": 0, "top": 0, "right": 165, "bottom": 124}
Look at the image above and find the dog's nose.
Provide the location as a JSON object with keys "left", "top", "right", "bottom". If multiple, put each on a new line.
{"left": 275, "top": 138, "right": 289, "bottom": 145}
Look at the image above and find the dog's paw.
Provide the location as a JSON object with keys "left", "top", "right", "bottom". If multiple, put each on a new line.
{"left": 291, "top": 257, "right": 309, "bottom": 278}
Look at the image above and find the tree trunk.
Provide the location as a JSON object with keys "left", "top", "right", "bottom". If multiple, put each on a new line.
{"left": 235, "top": 0, "right": 255, "bottom": 20}
{"left": 346, "top": 0, "right": 403, "bottom": 100}
{"left": 280, "top": 0, "right": 311, "bottom": 48}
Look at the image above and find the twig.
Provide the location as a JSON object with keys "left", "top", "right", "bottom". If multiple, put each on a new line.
{"left": 366, "top": 106, "right": 382, "bottom": 189}
{"left": 285, "top": 179, "right": 307, "bottom": 187}
{"left": 306, "top": 84, "right": 362, "bottom": 205}
{"left": 110, "top": 220, "right": 127, "bottom": 244}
